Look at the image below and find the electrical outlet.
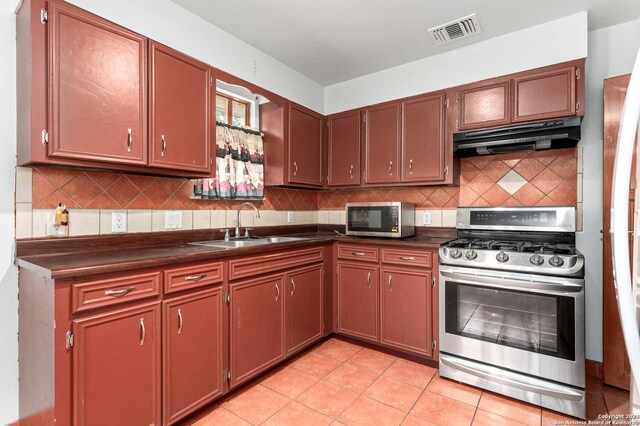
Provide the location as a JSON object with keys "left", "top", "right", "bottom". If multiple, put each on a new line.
{"left": 173, "top": 211, "right": 182, "bottom": 229}
{"left": 287, "top": 212, "right": 294, "bottom": 223}
{"left": 165, "top": 211, "right": 183, "bottom": 230}
{"left": 422, "top": 211, "right": 432, "bottom": 226}
{"left": 111, "top": 211, "right": 127, "bottom": 233}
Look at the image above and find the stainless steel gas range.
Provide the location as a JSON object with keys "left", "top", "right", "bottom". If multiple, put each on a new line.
{"left": 438, "top": 206, "right": 586, "bottom": 419}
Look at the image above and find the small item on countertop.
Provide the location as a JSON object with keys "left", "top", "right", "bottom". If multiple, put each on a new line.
{"left": 61, "top": 205, "right": 69, "bottom": 226}
{"left": 54, "top": 203, "right": 63, "bottom": 226}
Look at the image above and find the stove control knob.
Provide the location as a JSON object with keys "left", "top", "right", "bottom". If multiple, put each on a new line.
{"left": 549, "top": 255, "right": 564, "bottom": 267}
{"left": 450, "top": 249, "right": 462, "bottom": 259}
{"left": 465, "top": 250, "right": 478, "bottom": 260}
{"left": 530, "top": 254, "right": 544, "bottom": 266}
{"left": 496, "top": 251, "right": 509, "bottom": 263}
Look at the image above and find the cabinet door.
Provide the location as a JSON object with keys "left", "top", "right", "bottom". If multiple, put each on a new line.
{"left": 230, "top": 275, "right": 285, "bottom": 388}
{"left": 285, "top": 264, "right": 323, "bottom": 355}
{"left": 402, "top": 93, "right": 446, "bottom": 183}
{"left": 337, "top": 263, "right": 378, "bottom": 342}
{"left": 364, "top": 103, "right": 401, "bottom": 185}
{"left": 457, "top": 82, "right": 510, "bottom": 131}
{"left": 163, "top": 288, "right": 224, "bottom": 424}
{"left": 48, "top": 1, "right": 147, "bottom": 165}
{"left": 73, "top": 302, "right": 161, "bottom": 426}
{"left": 149, "top": 41, "right": 211, "bottom": 173}
{"left": 288, "top": 103, "right": 323, "bottom": 186}
{"left": 512, "top": 66, "right": 576, "bottom": 122}
{"left": 380, "top": 269, "right": 433, "bottom": 357}
{"left": 327, "top": 110, "right": 361, "bottom": 187}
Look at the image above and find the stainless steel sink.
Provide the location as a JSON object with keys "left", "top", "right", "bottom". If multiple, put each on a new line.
{"left": 189, "top": 236, "right": 309, "bottom": 249}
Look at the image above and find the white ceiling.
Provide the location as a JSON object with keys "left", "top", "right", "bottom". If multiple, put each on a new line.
{"left": 170, "top": 0, "right": 640, "bottom": 86}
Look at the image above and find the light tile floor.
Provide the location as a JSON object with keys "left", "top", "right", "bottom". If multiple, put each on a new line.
{"left": 184, "top": 338, "right": 631, "bottom": 426}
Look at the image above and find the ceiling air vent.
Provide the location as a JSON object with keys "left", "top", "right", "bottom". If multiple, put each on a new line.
{"left": 428, "top": 13, "right": 482, "bottom": 46}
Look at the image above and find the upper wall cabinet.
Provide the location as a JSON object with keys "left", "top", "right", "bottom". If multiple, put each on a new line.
{"left": 47, "top": 0, "right": 148, "bottom": 166}
{"left": 363, "top": 102, "right": 402, "bottom": 185}
{"left": 327, "top": 110, "right": 361, "bottom": 187}
{"left": 455, "top": 59, "right": 585, "bottom": 132}
{"left": 148, "top": 42, "right": 211, "bottom": 173}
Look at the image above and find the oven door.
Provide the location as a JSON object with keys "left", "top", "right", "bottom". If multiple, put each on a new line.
{"left": 439, "top": 265, "right": 585, "bottom": 388}
{"left": 345, "top": 204, "right": 400, "bottom": 237}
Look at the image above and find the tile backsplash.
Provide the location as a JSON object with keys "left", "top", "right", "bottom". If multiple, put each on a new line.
{"left": 16, "top": 148, "right": 582, "bottom": 238}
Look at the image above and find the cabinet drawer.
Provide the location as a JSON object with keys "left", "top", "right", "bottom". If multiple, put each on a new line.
{"left": 164, "top": 262, "right": 223, "bottom": 295}
{"left": 71, "top": 272, "right": 161, "bottom": 314}
{"left": 229, "top": 247, "right": 323, "bottom": 280}
{"left": 337, "top": 245, "right": 379, "bottom": 263}
{"left": 381, "top": 249, "right": 431, "bottom": 268}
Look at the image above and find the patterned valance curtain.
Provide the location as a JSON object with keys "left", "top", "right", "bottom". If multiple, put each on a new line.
{"left": 194, "top": 123, "right": 264, "bottom": 199}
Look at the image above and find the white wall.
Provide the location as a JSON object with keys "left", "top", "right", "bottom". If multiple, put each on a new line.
{"left": 0, "top": 0, "right": 19, "bottom": 424}
{"left": 67, "top": 0, "right": 325, "bottom": 113}
{"left": 324, "top": 12, "right": 588, "bottom": 114}
{"left": 578, "top": 18, "right": 640, "bottom": 361}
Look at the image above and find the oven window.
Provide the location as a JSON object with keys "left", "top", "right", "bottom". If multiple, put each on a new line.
{"left": 445, "top": 282, "right": 575, "bottom": 361}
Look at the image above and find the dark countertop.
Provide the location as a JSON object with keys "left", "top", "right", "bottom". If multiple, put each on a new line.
{"left": 16, "top": 231, "right": 454, "bottom": 280}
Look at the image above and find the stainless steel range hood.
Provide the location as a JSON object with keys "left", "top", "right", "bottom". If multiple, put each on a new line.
{"left": 453, "top": 117, "right": 581, "bottom": 157}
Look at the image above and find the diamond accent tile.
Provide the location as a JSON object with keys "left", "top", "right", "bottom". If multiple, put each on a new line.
{"left": 497, "top": 170, "right": 527, "bottom": 195}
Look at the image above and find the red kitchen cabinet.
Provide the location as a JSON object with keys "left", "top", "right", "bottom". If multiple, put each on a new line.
{"left": 163, "top": 288, "right": 224, "bottom": 424}
{"left": 364, "top": 102, "right": 401, "bottom": 185}
{"left": 327, "top": 110, "right": 361, "bottom": 187}
{"left": 285, "top": 264, "right": 324, "bottom": 355}
{"left": 72, "top": 302, "right": 161, "bottom": 426}
{"left": 47, "top": 0, "right": 147, "bottom": 165}
{"left": 513, "top": 66, "right": 578, "bottom": 122}
{"left": 380, "top": 269, "right": 433, "bottom": 357}
{"left": 457, "top": 81, "right": 511, "bottom": 131}
{"left": 230, "top": 274, "right": 285, "bottom": 388}
{"left": 288, "top": 103, "right": 324, "bottom": 186}
{"left": 149, "top": 41, "right": 211, "bottom": 173}
{"left": 337, "top": 263, "right": 379, "bottom": 342}
{"left": 401, "top": 93, "right": 447, "bottom": 183}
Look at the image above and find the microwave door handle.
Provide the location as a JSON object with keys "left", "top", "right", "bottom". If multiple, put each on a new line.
{"left": 611, "top": 46, "right": 640, "bottom": 394}
{"left": 439, "top": 270, "right": 583, "bottom": 295}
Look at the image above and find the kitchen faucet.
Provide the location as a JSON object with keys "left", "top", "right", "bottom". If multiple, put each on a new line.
{"left": 235, "top": 202, "right": 260, "bottom": 238}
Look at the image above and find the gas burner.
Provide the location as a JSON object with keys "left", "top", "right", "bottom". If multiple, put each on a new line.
{"left": 487, "top": 241, "right": 524, "bottom": 252}
{"left": 520, "top": 243, "right": 576, "bottom": 256}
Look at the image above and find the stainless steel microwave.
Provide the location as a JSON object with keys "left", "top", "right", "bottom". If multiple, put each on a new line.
{"left": 345, "top": 202, "right": 415, "bottom": 238}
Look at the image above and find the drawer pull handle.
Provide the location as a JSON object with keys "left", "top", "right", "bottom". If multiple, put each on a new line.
{"left": 352, "top": 252, "right": 366, "bottom": 256}
{"left": 275, "top": 283, "right": 280, "bottom": 301}
{"left": 367, "top": 272, "right": 371, "bottom": 288}
{"left": 185, "top": 274, "right": 206, "bottom": 281}
{"left": 140, "top": 318, "right": 146, "bottom": 346}
{"left": 178, "top": 308, "right": 183, "bottom": 335}
{"left": 291, "top": 279, "right": 296, "bottom": 296}
{"left": 399, "top": 256, "right": 415, "bottom": 261}
{"left": 104, "top": 286, "right": 136, "bottom": 297}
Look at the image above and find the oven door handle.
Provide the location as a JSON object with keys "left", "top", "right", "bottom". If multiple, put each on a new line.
{"left": 440, "top": 354, "right": 584, "bottom": 401}
{"left": 440, "top": 270, "right": 584, "bottom": 295}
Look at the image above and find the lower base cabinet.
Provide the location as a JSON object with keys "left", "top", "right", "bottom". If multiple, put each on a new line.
{"left": 285, "top": 264, "right": 324, "bottom": 355}
{"left": 73, "top": 302, "right": 162, "bottom": 426}
{"left": 163, "top": 288, "right": 224, "bottom": 425}
{"left": 337, "top": 262, "right": 379, "bottom": 342}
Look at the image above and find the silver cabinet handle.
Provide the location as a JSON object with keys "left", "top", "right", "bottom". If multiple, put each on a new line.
{"left": 177, "top": 309, "right": 183, "bottom": 335}
{"left": 349, "top": 165, "right": 354, "bottom": 179}
{"left": 352, "top": 252, "right": 365, "bottom": 257}
{"left": 409, "top": 159, "right": 413, "bottom": 174}
{"left": 127, "top": 128, "right": 132, "bottom": 153}
{"left": 293, "top": 161, "right": 298, "bottom": 176}
{"left": 161, "top": 134, "right": 167, "bottom": 157}
{"left": 184, "top": 274, "right": 206, "bottom": 281}
{"left": 275, "top": 283, "right": 280, "bottom": 301}
{"left": 399, "top": 256, "right": 415, "bottom": 261}
{"left": 367, "top": 272, "right": 371, "bottom": 288}
{"left": 388, "top": 274, "right": 392, "bottom": 290}
{"left": 140, "top": 318, "right": 146, "bottom": 346}
{"left": 105, "top": 286, "right": 136, "bottom": 297}
{"left": 291, "top": 278, "right": 296, "bottom": 296}
{"left": 388, "top": 161, "right": 393, "bottom": 175}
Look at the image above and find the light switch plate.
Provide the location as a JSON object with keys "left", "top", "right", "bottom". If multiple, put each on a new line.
{"left": 165, "top": 211, "right": 183, "bottom": 229}
{"left": 423, "top": 211, "right": 432, "bottom": 226}
{"left": 287, "top": 212, "right": 294, "bottom": 223}
{"left": 111, "top": 211, "right": 127, "bottom": 233}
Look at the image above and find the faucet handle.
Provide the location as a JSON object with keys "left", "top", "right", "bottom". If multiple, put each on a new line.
{"left": 219, "top": 228, "right": 230, "bottom": 242}
{"left": 244, "top": 228, "right": 254, "bottom": 238}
